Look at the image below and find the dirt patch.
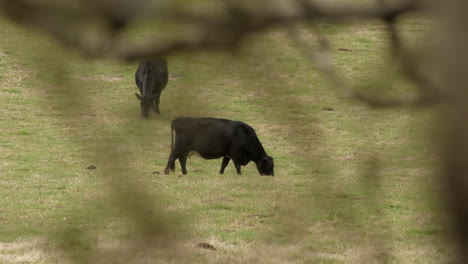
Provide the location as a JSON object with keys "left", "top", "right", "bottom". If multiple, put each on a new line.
{"left": 195, "top": 242, "right": 216, "bottom": 251}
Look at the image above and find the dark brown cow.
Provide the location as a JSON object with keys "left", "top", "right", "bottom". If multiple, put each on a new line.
{"left": 164, "top": 117, "right": 274, "bottom": 176}
{"left": 135, "top": 58, "right": 168, "bottom": 118}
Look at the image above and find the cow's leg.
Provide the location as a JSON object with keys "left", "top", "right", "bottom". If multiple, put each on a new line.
{"left": 164, "top": 136, "right": 188, "bottom": 174}
{"left": 232, "top": 159, "right": 242, "bottom": 175}
{"left": 164, "top": 147, "right": 182, "bottom": 174}
{"left": 179, "top": 153, "right": 188, "bottom": 175}
{"left": 164, "top": 151, "right": 177, "bottom": 174}
{"left": 219, "top": 157, "right": 230, "bottom": 174}
{"left": 154, "top": 92, "right": 161, "bottom": 115}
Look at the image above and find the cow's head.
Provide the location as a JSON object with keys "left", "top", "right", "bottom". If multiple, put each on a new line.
{"left": 256, "top": 156, "right": 274, "bottom": 176}
{"left": 135, "top": 93, "right": 155, "bottom": 119}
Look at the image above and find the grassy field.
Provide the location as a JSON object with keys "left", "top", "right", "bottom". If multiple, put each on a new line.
{"left": 0, "top": 7, "right": 454, "bottom": 264}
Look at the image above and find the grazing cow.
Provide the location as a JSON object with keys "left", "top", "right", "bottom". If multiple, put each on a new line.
{"left": 164, "top": 117, "right": 274, "bottom": 176}
{"left": 135, "top": 58, "right": 168, "bottom": 118}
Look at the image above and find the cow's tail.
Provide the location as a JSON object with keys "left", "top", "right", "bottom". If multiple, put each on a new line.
{"left": 170, "top": 125, "right": 174, "bottom": 154}
{"left": 170, "top": 119, "right": 178, "bottom": 153}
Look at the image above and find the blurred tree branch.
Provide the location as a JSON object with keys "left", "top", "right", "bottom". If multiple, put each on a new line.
{"left": 0, "top": 0, "right": 436, "bottom": 108}
{"left": 4, "top": 0, "right": 468, "bottom": 262}
{"left": 116, "top": 0, "right": 421, "bottom": 60}
{"left": 0, "top": 0, "right": 420, "bottom": 57}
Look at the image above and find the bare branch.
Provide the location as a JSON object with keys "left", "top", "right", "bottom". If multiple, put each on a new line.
{"left": 0, "top": 0, "right": 423, "bottom": 61}
{"left": 382, "top": 4, "right": 443, "bottom": 101}
{"left": 117, "top": 0, "right": 422, "bottom": 60}
{"left": 0, "top": 0, "right": 112, "bottom": 56}
{"left": 286, "top": 21, "right": 441, "bottom": 108}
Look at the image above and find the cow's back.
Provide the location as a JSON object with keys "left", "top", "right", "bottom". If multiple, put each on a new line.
{"left": 135, "top": 58, "right": 168, "bottom": 94}
{"left": 147, "top": 58, "right": 168, "bottom": 90}
{"left": 171, "top": 117, "right": 241, "bottom": 159}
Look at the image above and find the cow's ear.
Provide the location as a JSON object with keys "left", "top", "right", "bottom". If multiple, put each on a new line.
{"left": 135, "top": 93, "right": 142, "bottom": 100}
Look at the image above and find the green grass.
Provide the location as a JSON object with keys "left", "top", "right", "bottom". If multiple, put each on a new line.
{"left": 0, "top": 9, "right": 454, "bottom": 264}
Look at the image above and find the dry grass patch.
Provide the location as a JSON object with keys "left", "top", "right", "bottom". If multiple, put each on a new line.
{"left": 0, "top": 239, "right": 46, "bottom": 264}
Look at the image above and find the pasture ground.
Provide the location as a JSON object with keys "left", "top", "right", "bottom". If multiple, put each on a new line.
{"left": 0, "top": 7, "right": 454, "bottom": 264}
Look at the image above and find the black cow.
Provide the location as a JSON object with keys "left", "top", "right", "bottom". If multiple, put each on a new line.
{"left": 164, "top": 117, "right": 274, "bottom": 176}
{"left": 135, "top": 58, "right": 168, "bottom": 118}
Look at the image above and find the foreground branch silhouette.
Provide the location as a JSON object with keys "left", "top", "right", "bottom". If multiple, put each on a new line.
{"left": 3, "top": 0, "right": 468, "bottom": 263}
